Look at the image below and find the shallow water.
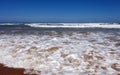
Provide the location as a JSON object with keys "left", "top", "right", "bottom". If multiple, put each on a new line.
{"left": 0, "top": 25, "right": 120, "bottom": 75}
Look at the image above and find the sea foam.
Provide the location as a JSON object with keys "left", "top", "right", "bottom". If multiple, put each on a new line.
{"left": 0, "top": 30, "right": 120, "bottom": 75}
{"left": 25, "top": 23, "right": 120, "bottom": 28}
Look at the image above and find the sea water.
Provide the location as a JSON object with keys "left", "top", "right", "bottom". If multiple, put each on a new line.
{"left": 0, "top": 23, "right": 120, "bottom": 75}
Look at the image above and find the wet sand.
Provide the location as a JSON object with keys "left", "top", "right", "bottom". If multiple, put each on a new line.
{"left": 0, "top": 64, "right": 37, "bottom": 75}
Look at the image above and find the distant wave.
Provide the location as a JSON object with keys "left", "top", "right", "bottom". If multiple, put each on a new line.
{"left": 25, "top": 23, "right": 120, "bottom": 28}
{"left": 0, "top": 23, "right": 23, "bottom": 25}
{"left": 0, "top": 23, "right": 120, "bottom": 28}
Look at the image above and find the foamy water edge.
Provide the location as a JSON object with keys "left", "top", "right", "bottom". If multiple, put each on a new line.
{"left": 0, "top": 30, "right": 120, "bottom": 75}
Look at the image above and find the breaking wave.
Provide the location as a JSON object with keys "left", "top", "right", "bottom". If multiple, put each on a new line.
{"left": 0, "top": 23, "right": 120, "bottom": 28}
{"left": 25, "top": 23, "right": 120, "bottom": 28}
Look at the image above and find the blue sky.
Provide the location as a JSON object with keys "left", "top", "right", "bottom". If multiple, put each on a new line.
{"left": 0, "top": 0, "right": 120, "bottom": 23}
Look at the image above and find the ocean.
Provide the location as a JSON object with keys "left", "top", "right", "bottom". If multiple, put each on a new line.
{"left": 0, "top": 23, "right": 120, "bottom": 75}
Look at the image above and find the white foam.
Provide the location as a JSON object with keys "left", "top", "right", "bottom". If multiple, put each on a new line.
{"left": 25, "top": 23, "right": 120, "bottom": 28}
{"left": 0, "top": 31, "right": 120, "bottom": 75}
{"left": 0, "top": 23, "right": 22, "bottom": 25}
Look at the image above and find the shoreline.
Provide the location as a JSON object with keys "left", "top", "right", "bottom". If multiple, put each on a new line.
{"left": 0, "top": 28, "right": 120, "bottom": 75}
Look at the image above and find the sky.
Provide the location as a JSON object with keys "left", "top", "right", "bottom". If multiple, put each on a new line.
{"left": 0, "top": 0, "right": 120, "bottom": 23}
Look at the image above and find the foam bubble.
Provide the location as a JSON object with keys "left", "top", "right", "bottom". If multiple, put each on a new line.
{"left": 0, "top": 31, "right": 120, "bottom": 75}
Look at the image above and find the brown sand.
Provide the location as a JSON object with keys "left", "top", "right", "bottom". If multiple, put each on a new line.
{"left": 0, "top": 64, "right": 37, "bottom": 75}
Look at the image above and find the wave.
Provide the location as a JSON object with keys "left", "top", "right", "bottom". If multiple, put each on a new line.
{"left": 25, "top": 23, "right": 120, "bottom": 28}
{"left": 0, "top": 23, "right": 23, "bottom": 25}
{"left": 0, "top": 23, "right": 120, "bottom": 28}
